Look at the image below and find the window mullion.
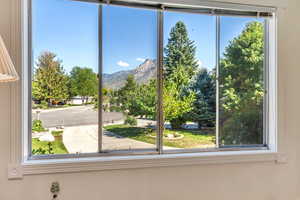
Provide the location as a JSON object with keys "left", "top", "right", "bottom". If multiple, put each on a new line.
{"left": 28, "top": 0, "right": 33, "bottom": 158}
{"left": 98, "top": 4, "right": 103, "bottom": 153}
{"left": 216, "top": 15, "right": 220, "bottom": 148}
{"left": 263, "top": 18, "right": 270, "bottom": 146}
{"left": 157, "top": 10, "right": 164, "bottom": 154}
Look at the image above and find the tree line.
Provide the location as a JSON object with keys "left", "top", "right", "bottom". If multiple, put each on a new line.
{"left": 32, "top": 20, "right": 265, "bottom": 145}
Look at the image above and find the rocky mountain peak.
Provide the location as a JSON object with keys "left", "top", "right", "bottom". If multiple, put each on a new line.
{"left": 103, "top": 59, "right": 157, "bottom": 89}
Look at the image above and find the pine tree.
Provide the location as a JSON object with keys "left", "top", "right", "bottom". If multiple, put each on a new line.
{"left": 188, "top": 68, "right": 216, "bottom": 129}
{"left": 164, "top": 21, "right": 198, "bottom": 82}
{"left": 163, "top": 21, "right": 198, "bottom": 129}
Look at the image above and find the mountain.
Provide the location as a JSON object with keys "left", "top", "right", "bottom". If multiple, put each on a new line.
{"left": 103, "top": 59, "right": 157, "bottom": 89}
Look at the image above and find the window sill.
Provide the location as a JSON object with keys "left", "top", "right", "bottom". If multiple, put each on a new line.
{"left": 7, "top": 150, "right": 285, "bottom": 179}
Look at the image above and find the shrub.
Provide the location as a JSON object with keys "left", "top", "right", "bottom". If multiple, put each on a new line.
{"left": 32, "top": 142, "right": 54, "bottom": 155}
{"left": 110, "top": 105, "right": 122, "bottom": 112}
{"left": 124, "top": 116, "right": 137, "bottom": 126}
{"left": 32, "top": 147, "right": 46, "bottom": 155}
{"left": 34, "top": 101, "right": 48, "bottom": 109}
{"left": 51, "top": 130, "right": 63, "bottom": 137}
{"left": 32, "top": 120, "right": 46, "bottom": 132}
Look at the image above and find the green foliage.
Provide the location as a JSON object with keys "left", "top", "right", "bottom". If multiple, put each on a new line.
{"left": 51, "top": 130, "right": 63, "bottom": 137}
{"left": 188, "top": 68, "right": 216, "bottom": 128}
{"left": 130, "top": 79, "right": 157, "bottom": 118}
{"left": 219, "top": 22, "right": 265, "bottom": 145}
{"left": 164, "top": 21, "right": 199, "bottom": 80}
{"left": 31, "top": 142, "right": 53, "bottom": 155}
{"left": 163, "top": 21, "right": 199, "bottom": 128}
{"left": 32, "top": 119, "right": 46, "bottom": 132}
{"left": 220, "top": 104, "right": 263, "bottom": 145}
{"left": 32, "top": 138, "right": 68, "bottom": 155}
{"left": 163, "top": 81, "right": 195, "bottom": 129}
{"left": 32, "top": 52, "right": 69, "bottom": 105}
{"left": 69, "top": 67, "right": 98, "bottom": 103}
{"left": 34, "top": 101, "right": 48, "bottom": 109}
{"left": 124, "top": 116, "right": 137, "bottom": 126}
{"left": 117, "top": 75, "right": 138, "bottom": 112}
{"left": 32, "top": 147, "right": 46, "bottom": 155}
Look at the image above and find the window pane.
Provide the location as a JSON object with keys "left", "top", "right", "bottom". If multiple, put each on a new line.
{"left": 31, "top": 0, "right": 99, "bottom": 155}
{"left": 102, "top": 5, "right": 158, "bottom": 152}
{"left": 163, "top": 11, "right": 216, "bottom": 150}
{"left": 219, "top": 17, "right": 265, "bottom": 146}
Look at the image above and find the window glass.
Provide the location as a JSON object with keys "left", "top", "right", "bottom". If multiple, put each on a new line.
{"left": 218, "top": 17, "right": 266, "bottom": 146}
{"left": 163, "top": 11, "right": 217, "bottom": 150}
{"left": 31, "top": 0, "right": 99, "bottom": 155}
{"left": 102, "top": 5, "right": 158, "bottom": 151}
{"left": 30, "top": 0, "right": 271, "bottom": 158}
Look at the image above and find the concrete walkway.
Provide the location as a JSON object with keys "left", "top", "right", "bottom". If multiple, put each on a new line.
{"left": 63, "top": 125, "right": 157, "bottom": 153}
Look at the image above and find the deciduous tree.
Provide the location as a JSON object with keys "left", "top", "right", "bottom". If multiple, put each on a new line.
{"left": 32, "top": 52, "right": 68, "bottom": 105}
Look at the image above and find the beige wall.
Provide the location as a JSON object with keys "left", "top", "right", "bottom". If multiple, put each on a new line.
{"left": 0, "top": 0, "right": 299, "bottom": 199}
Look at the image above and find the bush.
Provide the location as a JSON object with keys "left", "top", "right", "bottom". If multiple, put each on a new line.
{"left": 51, "top": 130, "right": 63, "bottom": 137}
{"left": 220, "top": 106, "right": 263, "bottom": 145}
{"left": 32, "top": 120, "right": 46, "bottom": 132}
{"left": 110, "top": 105, "right": 123, "bottom": 112}
{"left": 124, "top": 116, "right": 137, "bottom": 126}
{"left": 32, "top": 147, "right": 46, "bottom": 155}
{"left": 32, "top": 142, "right": 54, "bottom": 155}
{"left": 34, "top": 101, "right": 48, "bottom": 109}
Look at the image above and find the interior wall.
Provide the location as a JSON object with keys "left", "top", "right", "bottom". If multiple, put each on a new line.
{"left": 0, "top": 0, "right": 299, "bottom": 199}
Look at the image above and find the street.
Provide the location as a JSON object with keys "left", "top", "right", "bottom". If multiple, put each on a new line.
{"left": 32, "top": 105, "right": 124, "bottom": 128}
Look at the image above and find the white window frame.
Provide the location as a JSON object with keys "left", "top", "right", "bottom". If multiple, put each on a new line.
{"left": 8, "top": 0, "right": 280, "bottom": 179}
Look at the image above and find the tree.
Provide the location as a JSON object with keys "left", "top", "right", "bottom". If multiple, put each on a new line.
{"left": 163, "top": 21, "right": 199, "bottom": 129}
{"left": 134, "top": 79, "right": 157, "bottom": 118}
{"left": 188, "top": 68, "right": 216, "bottom": 129}
{"left": 219, "top": 22, "right": 265, "bottom": 145}
{"left": 118, "top": 75, "right": 138, "bottom": 113}
{"left": 164, "top": 21, "right": 198, "bottom": 81}
{"left": 32, "top": 52, "right": 68, "bottom": 105}
{"left": 163, "top": 81, "right": 195, "bottom": 129}
{"left": 69, "top": 66, "right": 98, "bottom": 104}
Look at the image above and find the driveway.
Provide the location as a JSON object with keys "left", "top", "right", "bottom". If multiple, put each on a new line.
{"left": 32, "top": 105, "right": 124, "bottom": 128}
{"left": 63, "top": 125, "right": 157, "bottom": 153}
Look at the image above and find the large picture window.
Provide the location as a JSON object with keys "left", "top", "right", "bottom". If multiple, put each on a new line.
{"left": 28, "top": 0, "right": 276, "bottom": 158}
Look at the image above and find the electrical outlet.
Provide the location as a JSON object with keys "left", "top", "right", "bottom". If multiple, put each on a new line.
{"left": 51, "top": 182, "right": 60, "bottom": 199}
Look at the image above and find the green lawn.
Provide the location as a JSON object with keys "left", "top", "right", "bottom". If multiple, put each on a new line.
{"left": 104, "top": 125, "right": 215, "bottom": 148}
{"left": 32, "top": 138, "right": 68, "bottom": 155}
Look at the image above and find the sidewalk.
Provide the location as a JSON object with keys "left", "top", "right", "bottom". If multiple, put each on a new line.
{"left": 63, "top": 124, "right": 157, "bottom": 153}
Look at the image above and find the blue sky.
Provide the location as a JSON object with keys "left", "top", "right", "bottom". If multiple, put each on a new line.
{"left": 32, "top": 0, "right": 264, "bottom": 74}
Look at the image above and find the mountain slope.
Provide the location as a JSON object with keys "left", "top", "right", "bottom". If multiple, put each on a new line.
{"left": 103, "top": 59, "right": 157, "bottom": 89}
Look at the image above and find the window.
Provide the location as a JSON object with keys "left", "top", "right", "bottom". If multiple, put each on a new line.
{"left": 27, "top": 0, "right": 276, "bottom": 159}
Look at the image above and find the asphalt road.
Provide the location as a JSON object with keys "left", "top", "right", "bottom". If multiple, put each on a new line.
{"left": 32, "top": 105, "right": 124, "bottom": 128}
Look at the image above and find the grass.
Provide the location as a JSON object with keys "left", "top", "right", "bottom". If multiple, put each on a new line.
{"left": 32, "top": 138, "right": 68, "bottom": 155}
{"left": 104, "top": 125, "right": 215, "bottom": 148}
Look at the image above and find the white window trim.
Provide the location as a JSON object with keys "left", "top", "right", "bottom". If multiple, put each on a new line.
{"left": 7, "top": 0, "right": 282, "bottom": 179}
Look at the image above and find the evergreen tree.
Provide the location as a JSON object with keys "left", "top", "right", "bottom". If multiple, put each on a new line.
{"left": 32, "top": 52, "right": 68, "bottom": 105}
{"left": 188, "top": 68, "right": 216, "bottom": 129}
{"left": 163, "top": 21, "right": 198, "bottom": 129}
{"left": 164, "top": 21, "right": 198, "bottom": 82}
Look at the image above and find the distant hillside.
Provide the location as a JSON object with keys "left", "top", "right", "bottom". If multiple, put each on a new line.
{"left": 103, "top": 59, "right": 157, "bottom": 89}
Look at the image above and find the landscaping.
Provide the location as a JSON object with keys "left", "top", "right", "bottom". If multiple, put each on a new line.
{"left": 104, "top": 124, "right": 215, "bottom": 148}
{"left": 32, "top": 138, "right": 68, "bottom": 155}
